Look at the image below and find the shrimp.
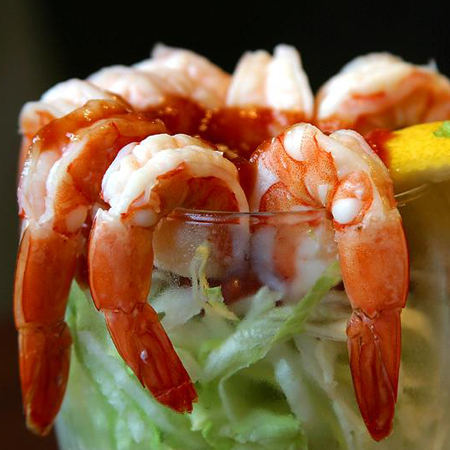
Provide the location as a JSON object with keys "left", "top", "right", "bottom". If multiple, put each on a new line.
{"left": 88, "top": 135, "right": 249, "bottom": 413}
{"left": 89, "top": 45, "right": 314, "bottom": 157}
{"left": 18, "top": 79, "right": 122, "bottom": 172}
{"left": 250, "top": 123, "right": 409, "bottom": 441}
{"left": 88, "top": 45, "right": 230, "bottom": 135}
{"left": 14, "top": 99, "right": 165, "bottom": 435}
{"left": 201, "top": 45, "right": 314, "bottom": 157}
{"left": 315, "top": 53, "right": 450, "bottom": 134}
{"left": 88, "top": 66, "right": 206, "bottom": 136}
{"left": 136, "top": 43, "right": 231, "bottom": 109}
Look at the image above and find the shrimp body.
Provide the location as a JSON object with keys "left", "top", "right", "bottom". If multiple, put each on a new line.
{"left": 136, "top": 43, "right": 231, "bottom": 109}
{"left": 89, "top": 66, "right": 194, "bottom": 111}
{"left": 315, "top": 53, "right": 450, "bottom": 134}
{"left": 14, "top": 100, "right": 165, "bottom": 435}
{"left": 88, "top": 135, "right": 248, "bottom": 412}
{"left": 89, "top": 45, "right": 313, "bottom": 157}
{"left": 89, "top": 65, "right": 207, "bottom": 136}
{"left": 201, "top": 45, "right": 314, "bottom": 156}
{"left": 89, "top": 45, "right": 230, "bottom": 136}
{"left": 250, "top": 123, "right": 409, "bottom": 441}
{"left": 18, "top": 80, "right": 123, "bottom": 171}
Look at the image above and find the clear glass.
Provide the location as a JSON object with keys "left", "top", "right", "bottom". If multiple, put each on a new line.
{"left": 55, "top": 183, "right": 450, "bottom": 450}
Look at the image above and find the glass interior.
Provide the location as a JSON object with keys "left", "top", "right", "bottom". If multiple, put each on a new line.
{"left": 55, "top": 182, "right": 450, "bottom": 450}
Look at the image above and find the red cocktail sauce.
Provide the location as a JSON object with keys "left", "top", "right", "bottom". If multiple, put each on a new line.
{"left": 364, "top": 129, "right": 394, "bottom": 168}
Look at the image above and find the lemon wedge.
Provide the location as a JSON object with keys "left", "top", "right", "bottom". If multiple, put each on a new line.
{"left": 368, "top": 121, "right": 450, "bottom": 192}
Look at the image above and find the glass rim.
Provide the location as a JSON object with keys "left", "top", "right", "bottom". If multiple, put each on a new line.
{"left": 168, "top": 184, "right": 429, "bottom": 222}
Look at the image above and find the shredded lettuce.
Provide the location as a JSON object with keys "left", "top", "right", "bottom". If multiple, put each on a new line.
{"left": 57, "top": 255, "right": 343, "bottom": 450}
{"left": 201, "top": 262, "right": 341, "bottom": 383}
{"left": 56, "top": 235, "right": 444, "bottom": 450}
{"left": 190, "top": 245, "right": 239, "bottom": 322}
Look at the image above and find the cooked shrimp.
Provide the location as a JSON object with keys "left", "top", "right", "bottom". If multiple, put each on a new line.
{"left": 315, "top": 53, "right": 450, "bottom": 134}
{"left": 89, "top": 45, "right": 314, "bottom": 157}
{"left": 88, "top": 135, "right": 248, "bottom": 413}
{"left": 14, "top": 99, "right": 165, "bottom": 435}
{"left": 226, "top": 44, "right": 313, "bottom": 113}
{"left": 136, "top": 43, "right": 231, "bottom": 109}
{"left": 89, "top": 66, "right": 193, "bottom": 110}
{"left": 201, "top": 45, "right": 314, "bottom": 157}
{"left": 18, "top": 79, "right": 122, "bottom": 172}
{"left": 250, "top": 123, "right": 409, "bottom": 441}
{"left": 89, "top": 45, "right": 230, "bottom": 135}
{"left": 88, "top": 65, "right": 206, "bottom": 135}
{"left": 250, "top": 210, "right": 338, "bottom": 299}
{"left": 21, "top": 44, "right": 310, "bottom": 159}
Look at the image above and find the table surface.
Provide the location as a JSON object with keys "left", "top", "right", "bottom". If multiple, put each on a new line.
{"left": 1, "top": 319, "right": 58, "bottom": 449}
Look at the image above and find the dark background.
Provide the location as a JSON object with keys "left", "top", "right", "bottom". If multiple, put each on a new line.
{"left": 1, "top": 1, "right": 449, "bottom": 448}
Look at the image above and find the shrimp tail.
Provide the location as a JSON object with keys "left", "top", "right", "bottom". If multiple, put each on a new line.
{"left": 346, "top": 307, "right": 402, "bottom": 442}
{"left": 19, "top": 323, "right": 72, "bottom": 435}
{"left": 14, "top": 224, "right": 77, "bottom": 435}
{"left": 88, "top": 211, "right": 197, "bottom": 413}
{"left": 104, "top": 306, "right": 197, "bottom": 412}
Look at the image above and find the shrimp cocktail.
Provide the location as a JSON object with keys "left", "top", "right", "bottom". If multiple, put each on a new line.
{"left": 14, "top": 45, "right": 450, "bottom": 450}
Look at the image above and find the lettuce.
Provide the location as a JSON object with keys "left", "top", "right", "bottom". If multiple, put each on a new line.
{"left": 56, "top": 252, "right": 439, "bottom": 450}
{"left": 56, "top": 258, "right": 342, "bottom": 450}
{"left": 53, "top": 184, "right": 450, "bottom": 450}
{"left": 201, "top": 262, "right": 341, "bottom": 382}
{"left": 60, "top": 283, "right": 208, "bottom": 450}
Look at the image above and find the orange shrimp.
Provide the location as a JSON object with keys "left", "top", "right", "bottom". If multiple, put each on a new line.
{"left": 250, "top": 123, "right": 409, "bottom": 441}
{"left": 201, "top": 44, "right": 314, "bottom": 157}
{"left": 14, "top": 99, "right": 165, "bottom": 435}
{"left": 18, "top": 80, "right": 122, "bottom": 173}
{"left": 134, "top": 43, "right": 231, "bottom": 109}
{"left": 88, "top": 134, "right": 249, "bottom": 413}
{"left": 315, "top": 53, "right": 450, "bottom": 134}
{"left": 88, "top": 45, "right": 230, "bottom": 136}
{"left": 89, "top": 45, "right": 314, "bottom": 158}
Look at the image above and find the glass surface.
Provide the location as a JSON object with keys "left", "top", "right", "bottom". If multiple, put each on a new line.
{"left": 55, "top": 183, "right": 450, "bottom": 450}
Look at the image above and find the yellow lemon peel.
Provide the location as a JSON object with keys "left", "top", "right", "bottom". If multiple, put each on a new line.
{"left": 383, "top": 122, "right": 450, "bottom": 191}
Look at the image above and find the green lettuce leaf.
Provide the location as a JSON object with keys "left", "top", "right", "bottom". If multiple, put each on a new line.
{"left": 201, "top": 261, "right": 341, "bottom": 382}
{"left": 192, "top": 262, "right": 341, "bottom": 450}
{"left": 58, "top": 261, "right": 343, "bottom": 450}
{"left": 61, "top": 283, "right": 208, "bottom": 450}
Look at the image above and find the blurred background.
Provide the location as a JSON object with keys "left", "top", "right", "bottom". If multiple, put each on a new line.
{"left": 1, "top": 0, "right": 449, "bottom": 447}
